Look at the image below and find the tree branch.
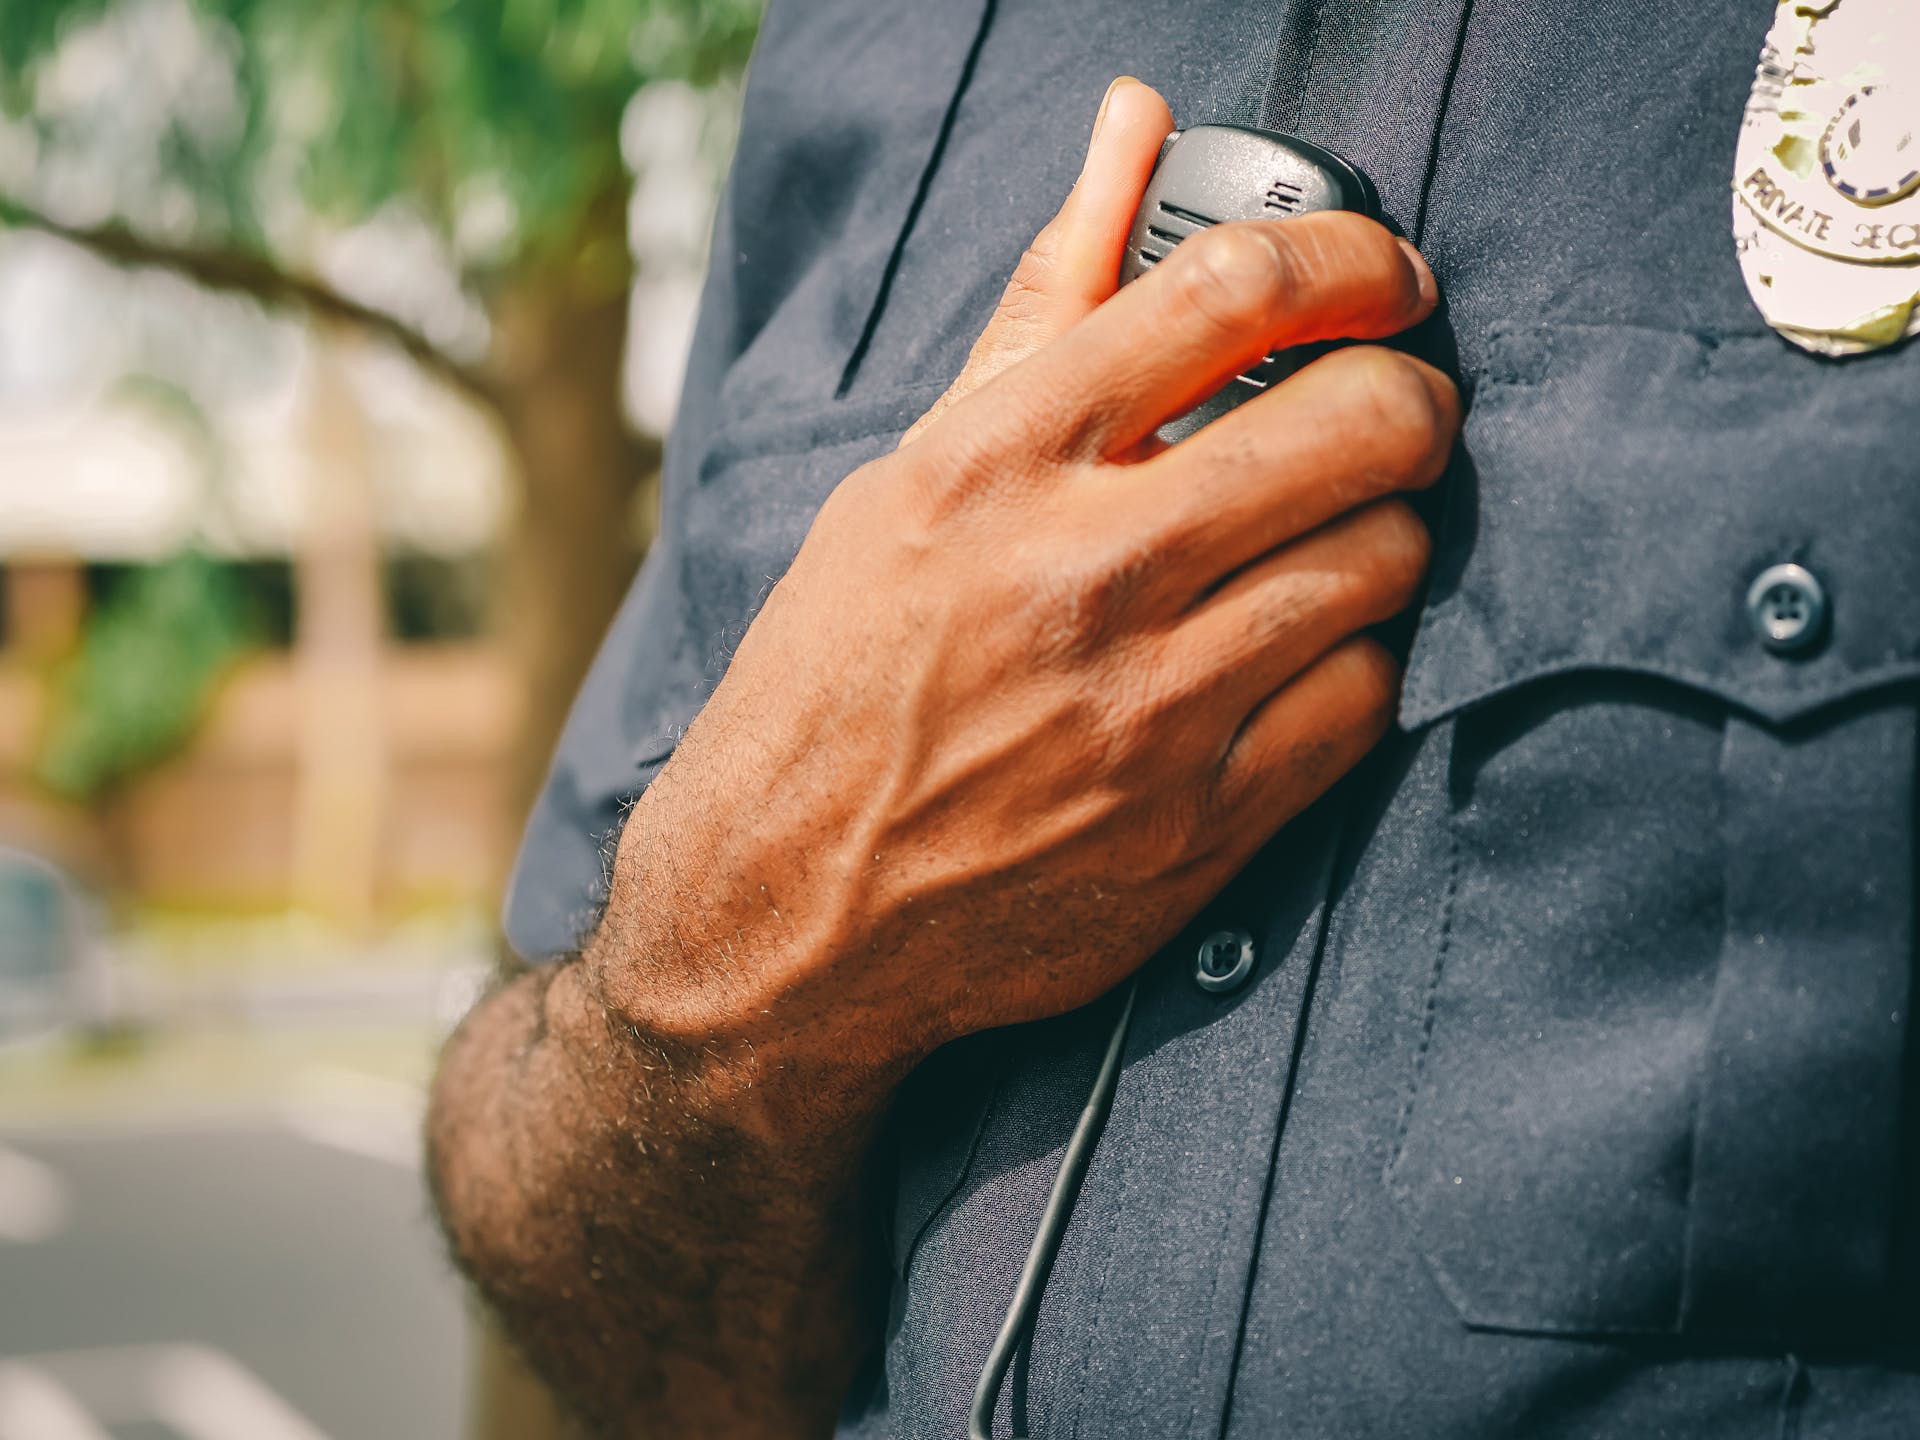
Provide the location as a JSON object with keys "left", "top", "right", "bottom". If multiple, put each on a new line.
{"left": 0, "top": 196, "right": 499, "bottom": 410}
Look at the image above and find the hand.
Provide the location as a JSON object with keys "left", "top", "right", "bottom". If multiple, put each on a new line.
{"left": 595, "top": 79, "right": 1458, "bottom": 1116}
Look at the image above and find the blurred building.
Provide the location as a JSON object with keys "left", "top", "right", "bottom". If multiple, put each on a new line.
{"left": 0, "top": 2, "right": 726, "bottom": 951}
{"left": 0, "top": 232, "right": 522, "bottom": 929}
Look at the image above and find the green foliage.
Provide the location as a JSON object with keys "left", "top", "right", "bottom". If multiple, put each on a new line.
{"left": 1, "top": 0, "right": 762, "bottom": 277}
{"left": 2, "top": 0, "right": 763, "bottom": 796}
{"left": 35, "top": 552, "right": 259, "bottom": 799}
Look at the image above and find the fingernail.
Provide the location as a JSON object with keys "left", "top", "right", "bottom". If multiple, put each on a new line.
{"left": 1090, "top": 75, "right": 1135, "bottom": 147}
{"left": 1397, "top": 238, "right": 1438, "bottom": 307}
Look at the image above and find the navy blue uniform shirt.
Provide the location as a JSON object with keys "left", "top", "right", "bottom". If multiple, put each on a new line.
{"left": 505, "top": 1, "right": 1920, "bottom": 1434}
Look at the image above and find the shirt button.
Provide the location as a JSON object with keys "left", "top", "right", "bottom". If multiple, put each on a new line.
{"left": 1194, "top": 927, "right": 1257, "bottom": 994}
{"left": 1746, "top": 563, "right": 1827, "bottom": 655}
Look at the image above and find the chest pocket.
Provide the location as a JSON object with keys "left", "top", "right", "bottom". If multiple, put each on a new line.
{"left": 1384, "top": 320, "right": 1920, "bottom": 1343}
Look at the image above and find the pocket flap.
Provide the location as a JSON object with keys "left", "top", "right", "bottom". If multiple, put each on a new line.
{"left": 1400, "top": 321, "right": 1920, "bottom": 729}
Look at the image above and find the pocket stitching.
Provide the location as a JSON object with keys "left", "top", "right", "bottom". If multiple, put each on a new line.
{"left": 1385, "top": 806, "right": 1464, "bottom": 1190}
{"left": 1404, "top": 648, "right": 1920, "bottom": 730}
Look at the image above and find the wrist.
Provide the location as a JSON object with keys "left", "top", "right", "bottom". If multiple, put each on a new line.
{"left": 586, "top": 786, "right": 928, "bottom": 1144}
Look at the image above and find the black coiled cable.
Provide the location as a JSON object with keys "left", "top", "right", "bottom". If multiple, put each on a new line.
{"left": 967, "top": 975, "right": 1141, "bottom": 1440}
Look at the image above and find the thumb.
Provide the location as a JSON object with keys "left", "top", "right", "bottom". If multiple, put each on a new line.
{"left": 901, "top": 76, "right": 1175, "bottom": 446}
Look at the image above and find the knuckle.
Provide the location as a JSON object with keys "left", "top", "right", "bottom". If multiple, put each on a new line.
{"left": 1266, "top": 218, "right": 1335, "bottom": 285}
{"left": 1111, "top": 692, "right": 1164, "bottom": 766}
{"left": 1028, "top": 536, "right": 1157, "bottom": 660}
{"left": 1077, "top": 671, "right": 1163, "bottom": 777}
{"left": 1364, "top": 226, "right": 1428, "bottom": 314}
{"left": 918, "top": 425, "right": 997, "bottom": 503}
{"left": 1347, "top": 347, "right": 1444, "bottom": 456}
{"left": 1423, "top": 367, "right": 1464, "bottom": 460}
{"left": 1022, "top": 566, "right": 1103, "bottom": 663}
{"left": 1371, "top": 496, "right": 1433, "bottom": 569}
{"left": 1022, "top": 216, "right": 1065, "bottom": 270}
{"left": 1195, "top": 421, "right": 1265, "bottom": 486}
{"left": 1172, "top": 224, "right": 1291, "bottom": 332}
{"left": 1001, "top": 244, "right": 1060, "bottom": 326}
{"left": 907, "top": 413, "right": 1048, "bottom": 519}
{"left": 1300, "top": 214, "right": 1419, "bottom": 314}
{"left": 1313, "top": 501, "right": 1430, "bottom": 625}
{"left": 1356, "top": 500, "right": 1432, "bottom": 607}
{"left": 1276, "top": 727, "right": 1360, "bottom": 807}
{"left": 1150, "top": 787, "right": 1218, "bottom": 860}
{"left": 1338, "top": 636, "right": 1402, "bottom": 719}
{"left": 1260, "top": 217, "right": 1371, "bottom": 308}
{"left": 1136, "top": 639, "right": 1222, "bottom": 735}
{"left": 1243, "top": 576, "right": 1318, "bottom": 644}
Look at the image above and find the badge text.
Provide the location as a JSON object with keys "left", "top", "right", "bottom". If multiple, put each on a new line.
{"left": 1852, "top": 221, "right": 1920, "bottom": 254}
{"left": 1742, "top": 167, "right": 1834, "bottom": 242}
{"left": 1743, "top": 166, "right": 1920, "bottom": 254}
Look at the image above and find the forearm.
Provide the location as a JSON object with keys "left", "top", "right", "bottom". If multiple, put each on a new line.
{"left": 426, "top": 91, "right": 1451, "bottom": 1433}
{"left": 426, "top": 944, "right": 886, "bottom": 1439}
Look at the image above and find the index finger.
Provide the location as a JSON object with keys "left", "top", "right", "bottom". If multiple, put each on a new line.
{"left": 956, "top": 212, "right": 1436, "bottom": 463}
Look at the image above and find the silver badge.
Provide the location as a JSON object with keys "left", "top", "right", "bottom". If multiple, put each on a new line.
{"left": 1733, "top": 0, "right": 1920, "bottom": 355}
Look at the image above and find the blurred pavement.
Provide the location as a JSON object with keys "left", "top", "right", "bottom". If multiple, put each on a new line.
{"left": 0, "top": 950, "right": 487, "bottom": 1440}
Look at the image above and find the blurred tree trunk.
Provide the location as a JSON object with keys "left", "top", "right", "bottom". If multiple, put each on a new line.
{"left": 292, "top": 326, "right": 387, "bottom": 930}
{"left": 487, "top": 254, "right": 661, "bottom": 849}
